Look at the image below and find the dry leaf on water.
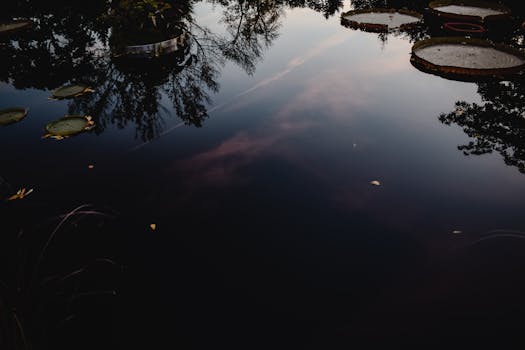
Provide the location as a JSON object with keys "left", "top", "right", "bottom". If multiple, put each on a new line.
{"left": 7, "top": 188, "right": 33, "bottom": 201}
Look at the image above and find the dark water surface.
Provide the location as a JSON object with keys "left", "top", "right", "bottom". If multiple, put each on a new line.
{"left": 2, "top": 1, "right": 525, "bottom": 348}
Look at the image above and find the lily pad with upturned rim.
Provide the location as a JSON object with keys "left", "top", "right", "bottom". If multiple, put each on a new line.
{"left": 411, "top": 37, "right": 525, "bottom": 81}
{"left": 0, "top": 20, "right": 32, "bottom": 35}
{"left": 119, "top": 32, "right": 190, "bottom": 58}
{"left": 51, "top": 84, "right": 93, "bottom": 99}
{"left": 341, "top": 8, "right": 423, "bottom": 33}
{"left": 0, "top": 108, "right": 28, "bottom": 126}
{"left": 428, "top": 0, "right": 511, "bottom": 23}
{"left": 44, "top": 115, "right": 94, "bottom": 139}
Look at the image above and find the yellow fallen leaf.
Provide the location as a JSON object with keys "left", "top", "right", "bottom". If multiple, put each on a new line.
{"left": 150, "top": 223, "right": 157, "bottom": 231}
{"left": 42, "top": 133, "right": 66, "bottom": 140}
{"left": 370, "top": 180, "right": 381, "bottom": 186}
{"left": 7, "top": 188, "right": 33, "bottom": 201}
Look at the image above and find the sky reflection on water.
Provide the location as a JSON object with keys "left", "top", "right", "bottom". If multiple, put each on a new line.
{"left": 1, "top": 0, "right": 525, "bottom": 348}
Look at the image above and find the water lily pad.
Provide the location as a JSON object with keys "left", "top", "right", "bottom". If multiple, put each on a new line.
{"left": 0, "top": 108, "right": 28, "bottom": 126}
{"left": 341, "top": 8, "right": 422, "bottom": 32}
{"left": 411, "top": 37, "right": 525, "bottom": 81}
{"left": 428, "top": 0, "right": 511, "bottom": 22}
{"left": 45, "top": 115, "right": 94, "bottom": 138}
{"left": 0, "top": 20, "right": 32, "bottom": 34}
{"left": 51, "top": 84, "right": 93, "bottom": 99}
{"left": 121, "top": 32, "right": 190, "bottom": 58}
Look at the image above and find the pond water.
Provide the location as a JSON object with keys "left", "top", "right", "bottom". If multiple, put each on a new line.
{"left": 1, "top": 1, "right": 525, "bottom": 348}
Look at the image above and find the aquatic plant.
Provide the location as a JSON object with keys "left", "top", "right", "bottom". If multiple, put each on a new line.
{"left": 0, "top": 108, "right": 28, "bottom": 126}
{"left": 341, "top": 8, "right": 423, "bottom": 33}
{"left": 0, "top": 205, "right": 119, "bottom": 350}
{"left": 411, "top": 37, "right": 525, "bottom": 81}
{"left": 43, "top": 115, "right": 95, "bottom": 140}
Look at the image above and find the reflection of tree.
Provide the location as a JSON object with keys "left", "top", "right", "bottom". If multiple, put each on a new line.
{"left": 350, "top": 0, "right": 427, "bottom": 12}
{"left": 217, "top": 0, "right": 282, "bottom": 74}
{"left": 287, "top": 0, "right": 343, "bottom": 18}
{"left": 108, "top": 0, "right": 191, "bottom": 51}
{"left": 0, "top": 1, "right": 110, "bottom": 90}
{"left": 1, "top": 0, "right": 347, "bottom": 140}
{"left": 439, "top": 77, "right": 525, "bottom": 173}
{"left": 0, "top": 0, "right": 279, "bottom": 140}
{"left": 67, "top": 42, "right": 219, "bottom": 140}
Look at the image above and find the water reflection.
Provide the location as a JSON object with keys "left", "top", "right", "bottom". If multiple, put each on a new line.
{"left": 340, "top": 1, "right": 525, "bottom": 174}
{"left": 2, "top": 1, "right": 525, "bottom": 348}
{"left": 0, "top": 0, "right": 346, "bottom": 141}
{"left": 439, "top": 77, "right": 525, "bottom": 174}
{"left": 0, "top": 1, "right": 109, "bottom": 90}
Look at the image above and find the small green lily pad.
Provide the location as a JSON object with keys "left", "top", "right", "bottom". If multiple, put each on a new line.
{"left": 0, "top": 20, "right": 31, "bottom": 34}
{"left": 51, "top": 84, "right": 93, "bottom": 99}
{"left": 0, "top": 108, "right": 28, "bottom": 126}
{"left": 45, "top": 115, "right": 94, "bottom": 137}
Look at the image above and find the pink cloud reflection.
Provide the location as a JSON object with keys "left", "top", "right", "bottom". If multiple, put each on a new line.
{"left": 173, "top": 34, "right": 412, "bottom": 188}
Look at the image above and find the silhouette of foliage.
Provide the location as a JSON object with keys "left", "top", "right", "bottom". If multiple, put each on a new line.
{"left": 0, "top": 0, "right": 289, "bottom": 139}
{"left": 439, "top": 77, "right": 525, "bottom": 173}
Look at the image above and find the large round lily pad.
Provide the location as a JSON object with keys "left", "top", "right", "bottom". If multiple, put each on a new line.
{"left": 121, "top": 32, "right": 190, "bottom": 58}
{"left": 428, "top": 1, "right": 511, "bottom": 22}
{"left": 51, "top": 84, "right": 93, "bottom": 99}
{"left": 411, "top": 37, "right": 525, "bottom": 80}
{"left": 45, "top": 115, "right": 94, "bottom": 137}
{"left": 341, "top": 8, "right": 422, "bottom": 32}
{"left": 0, "top": 108, "right": 28, "bottom": 126}
{"left": 0, "top": 20, "right": 31, "bottom": 34}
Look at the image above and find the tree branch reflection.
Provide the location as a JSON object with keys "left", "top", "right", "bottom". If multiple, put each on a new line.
{"left": 439, "top": 77, "right": 525, "bottom": 174}
{"left": 0, "top": 0, "right": 344, "bottom": 141}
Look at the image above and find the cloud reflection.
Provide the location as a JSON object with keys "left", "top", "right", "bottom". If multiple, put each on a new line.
{"left": 171, "top": 29, "right": 415, "bottom": 189}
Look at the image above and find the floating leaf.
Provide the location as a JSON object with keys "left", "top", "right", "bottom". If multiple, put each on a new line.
{"left": 150, "top": 223, "right": 157, "bottom": 231}
{"left": 411, "top": 37, "right": 525, "bottom": 81}
{"left": 341, "top": 8, "right": 422, "bottom": 32}
{"left": 120, "top": 32, "right": 190, "bottom": 58}
{"left": 0, "top": 108, "right": 28, "bottom": 126}
{"left": 7, "top": 188, "right": 33, "bottom": 201}
{"left": 44, "top": 115, "right": 95, "bottom": 139}
{"left": 370, "top": 180, "right": 381, "bottom": 186}
{"left": 429, "top": 0, "right": 511, "bottom": 22}
{"left": 51, "top": 84, "right": 93, "bottom": 99}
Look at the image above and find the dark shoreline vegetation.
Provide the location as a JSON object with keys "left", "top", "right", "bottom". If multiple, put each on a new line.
{"left": 1, "top": 1, "right": 525, "bottom": 349}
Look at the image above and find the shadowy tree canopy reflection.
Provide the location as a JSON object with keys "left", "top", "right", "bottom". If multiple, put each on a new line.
{"left": 439, "top": 77, "right": 525, "bottom": 174}
{"left": 0, "top": 0, "right": 347, "bottom": 141}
